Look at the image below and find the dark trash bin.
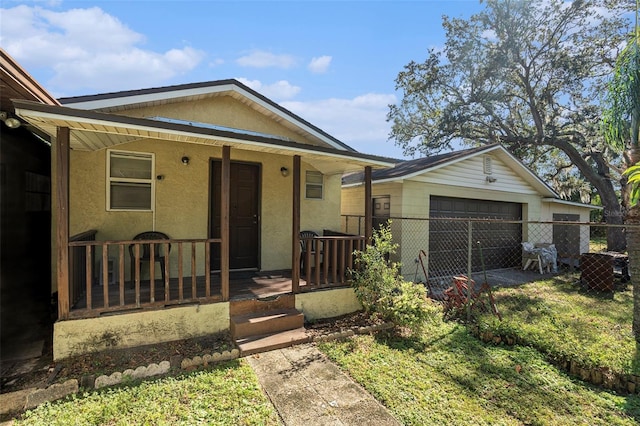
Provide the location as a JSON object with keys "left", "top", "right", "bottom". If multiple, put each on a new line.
{"left": 580, "top": 253, "right": 614, "bottom": 292}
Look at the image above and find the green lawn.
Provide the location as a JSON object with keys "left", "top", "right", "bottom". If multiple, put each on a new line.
{"left": 15, "top": 274, "right": 640, "bottom": 425}
{"left": 319, "top": 320, "right": 640, "bottom": 425}
{"left": 477, "top": 275, "right": 639, "bottom": 375}
{"left": 15, "top": 360, "right": 279, "bottom": 426}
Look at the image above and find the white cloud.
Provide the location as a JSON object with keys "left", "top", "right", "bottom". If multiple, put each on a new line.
{"left": 281, "top": 93, "right": 404, "bottom": 158}
{"left": 0, "top": 5, "right": 205, "bottom": 94}
{"left": 209, "top": 58, "right": 225, "bottom": 67}
{"left": 236, "top": 50, "right": 297, "bottom": 69}
{"left": 236, "top": 78, "right": 301, "bottom": 100}
{"left": 308, "top": 56, "right": 332, "bottom": 74}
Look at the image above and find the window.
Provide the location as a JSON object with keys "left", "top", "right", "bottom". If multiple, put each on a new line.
{"left": 25, "top": 171, "right": 50, "bottom": 212}
{"left": 305, "top": 170, "right": 323, "bottom": 199}
{"left": 107, "top": 150, "right": 154, "bottom": 210}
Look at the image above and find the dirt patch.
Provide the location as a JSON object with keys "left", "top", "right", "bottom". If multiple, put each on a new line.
{"left": 1, "top": 332, "right": 234, "bottom": 394}
{"left": 306, "top": 311, "right": 386, "bottom": 339}
{"left": 1, "top": 311, "right": 382, "bottom": 395}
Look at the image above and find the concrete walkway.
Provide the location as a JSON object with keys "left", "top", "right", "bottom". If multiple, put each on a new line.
{"left": 246, "top": 344, "right": 400, "bottom": 426}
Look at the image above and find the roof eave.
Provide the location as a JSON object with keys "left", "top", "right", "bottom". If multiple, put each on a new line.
{"left": 13, "top": 100, "right": 395, "bottom": 172}
{"left": 58, "top": 79, "right": 356, "bottom": 153}
{"left": 542, "top": 198, "right": 603, "bottom": 210}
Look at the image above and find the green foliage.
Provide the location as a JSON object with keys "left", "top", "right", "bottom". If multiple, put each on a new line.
{"left": 388, "top": 0, "right": 633, "bottom": 220}
{"left": 602, "top": 29, "right": 640, "bottom": 150}
{"left": 350, "top": 224, "right": 440, "bottom": 334}
{"left": 16, "top": 361, "right": 279, "bottom": 425}
{"left": 319, "top": 326, "right": 640, "bottom": 425}
{"left": 475, "top": 276, "right": 638, "bottom": 376}
{"left": 624, "top": 162, "right": 640, "bottom": 206}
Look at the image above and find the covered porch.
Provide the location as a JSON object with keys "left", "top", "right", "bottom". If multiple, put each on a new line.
{"left": 68, "top": 231, "right": 367, "bottom": 319}
{"left": 14, "top": 99, "right": 391, "bottom": 322}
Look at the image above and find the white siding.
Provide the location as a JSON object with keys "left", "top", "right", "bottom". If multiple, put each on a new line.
{"left": 409, "top": 154, "right": 538, "bottom": 196}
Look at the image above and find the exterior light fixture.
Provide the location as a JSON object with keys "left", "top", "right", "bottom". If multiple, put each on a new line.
{"left": 486, "top": 176, "right": 497, "bottom": 183}
{"left": 181, "top": 156, "right": 190, "bottom": 166}
{"left": 280, "top": 166, "right": 290, "bottom": 177}
{"left": 0, "top": 111, "right": 21, "bottom": 129}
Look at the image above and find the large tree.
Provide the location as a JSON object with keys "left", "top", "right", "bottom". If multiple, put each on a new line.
{"left": 603, "top": 1, "right": 640, "bottom": 336}
{"left": 388, "top": 0, "right": 633, "bottom": 250}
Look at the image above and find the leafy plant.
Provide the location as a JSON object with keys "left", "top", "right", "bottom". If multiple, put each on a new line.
{"left": 350, "top": 223, "right": 440, "bottom": 334}
{"left": 625, "top": 163, "right": 640, "bottom": 206}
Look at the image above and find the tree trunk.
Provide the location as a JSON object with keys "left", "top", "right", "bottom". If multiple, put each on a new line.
{"left": 628, "top": 207, "right": 640, "bottom": 340}
{"left": 625, "top": 147, "right": 640, "bottom": 341}
{"left": 552, "top": 140, "right": 626, "bottom": 251}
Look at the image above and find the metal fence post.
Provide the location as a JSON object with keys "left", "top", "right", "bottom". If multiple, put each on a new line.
{"left": 467, "top": 220, "right": 473, "bottom": 321}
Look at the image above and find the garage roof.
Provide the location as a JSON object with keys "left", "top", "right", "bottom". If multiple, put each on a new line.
{"left": 343, "top": 144, "right": 557, "bottom": 197}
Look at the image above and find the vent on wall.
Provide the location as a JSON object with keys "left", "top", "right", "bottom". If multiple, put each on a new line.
{"left": 483, "top": 156, "right": 493, "bottom": 175}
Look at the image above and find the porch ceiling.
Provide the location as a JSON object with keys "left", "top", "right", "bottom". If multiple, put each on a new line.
{"left": 13, "top": 100, "right": 396, "bottom": 174}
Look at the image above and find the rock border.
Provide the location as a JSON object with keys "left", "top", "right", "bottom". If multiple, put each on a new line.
{"left": 468, "top": 325, "right": 640, "bottom": 395}
{"left": 0, "top": 347, "right": 241, "bottom": 421}
{"left": 0, "top": 323, "right": 394, "bottom": 420}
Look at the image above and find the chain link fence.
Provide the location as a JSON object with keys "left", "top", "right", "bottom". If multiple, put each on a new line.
{"left": 343, "top": 215, "right": 639, "bottom": 390}
{"left": 342, "top": 215, "right": 629, "bottom": 295}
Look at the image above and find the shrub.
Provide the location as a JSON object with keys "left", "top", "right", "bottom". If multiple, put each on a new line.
{"left": 350, "top": 223, "right": 440, "bottom": 334}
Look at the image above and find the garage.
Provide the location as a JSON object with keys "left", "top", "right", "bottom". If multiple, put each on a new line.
{"left": 429, "top": 196, "right": 522, "bottom": 275}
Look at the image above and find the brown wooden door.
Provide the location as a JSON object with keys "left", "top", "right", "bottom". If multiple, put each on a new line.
{"left": 210, "top": 161, "right": 260, "bottom": 270}
{"left": 372, "top": 196, "right": 390, "bottom": 231}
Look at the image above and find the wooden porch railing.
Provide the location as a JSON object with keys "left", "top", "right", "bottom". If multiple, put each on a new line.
{"left": 300, "top": 235, "right": 366, "bottom": 288}
{"left": 67, "top": 237, "right": 221, "bottom": 318}
{"left": 69, "top": 229, "right": 98, "bottom": 309}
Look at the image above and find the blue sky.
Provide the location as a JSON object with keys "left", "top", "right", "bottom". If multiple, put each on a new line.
{"left": 1, "top": 0, "right": 484, "bottom": 158}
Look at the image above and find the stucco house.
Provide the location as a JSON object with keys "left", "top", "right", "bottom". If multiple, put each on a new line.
{"left": 341, "top": 144, "right": 597, "bottom": 277}
{"left": 13, "top": 79, "right": 395, "bottom": 360}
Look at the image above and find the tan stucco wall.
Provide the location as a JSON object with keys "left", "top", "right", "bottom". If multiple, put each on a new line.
{"left": 115, "top": 96, "right": 323, "bottom": 148}
{"left": 295, "top": 288, "right": 362, "bottom": 321}
{"left": 53, "top": 302, "right": 230, "bottom": 360}
{"left": 69, "top": 139, "right": 342, "bottom": 275}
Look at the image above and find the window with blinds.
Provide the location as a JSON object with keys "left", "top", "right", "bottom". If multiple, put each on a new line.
{"left": 107, "top": 150, "right": 154, "bottom": 211}
{"left": 305, "top": 170, "right": 323, "bottom": 199}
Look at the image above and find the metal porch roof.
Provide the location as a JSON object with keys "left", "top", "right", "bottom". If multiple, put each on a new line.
{"left": 13, "top": 100, "right": 395, "bottom": 175}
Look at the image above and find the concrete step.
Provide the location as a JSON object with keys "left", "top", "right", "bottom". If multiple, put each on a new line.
{"left": 236, "top": 327, "right": 309, "bottom": 356}
{"left": 231, "top": 308, "right": 304, "bottom": 339}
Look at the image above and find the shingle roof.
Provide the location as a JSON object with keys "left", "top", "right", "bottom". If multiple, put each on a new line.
{"left": 59, "top": 79, "right": 357, "bottom": 152}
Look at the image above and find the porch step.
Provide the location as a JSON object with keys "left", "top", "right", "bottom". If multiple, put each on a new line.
{"left": 229, "top": 294, "right": 295, "bottom": 316}
{"left": 236, "top": 327, "right": 309, "bottom": 356}
{"left": 231, "top": 308, "right": 304, "bottom": 339}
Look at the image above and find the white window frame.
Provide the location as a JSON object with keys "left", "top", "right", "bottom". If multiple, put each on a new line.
{"left": 305, "top": 170, "right": 324, "bottom": 200}
{"left": 106, "top": 149, "right": 155, "bottom": 211}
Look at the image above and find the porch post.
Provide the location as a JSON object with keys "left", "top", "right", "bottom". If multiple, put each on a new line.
{"left": 221, "top": 146, "right": 230, "bottom": 301}
{"left": 292, "top": 155, "right": 301, "bottom": 292}
{"left": 364, "top": 166, "right": 373, "bottom": 244}
{"left": 56, "top": 127, "right": 70, "bottom": 320}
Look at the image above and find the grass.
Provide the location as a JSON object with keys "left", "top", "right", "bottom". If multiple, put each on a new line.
{"left": 476, "top": 275, "right": 639, "bottom": 375}
{"left": 13, "top": 270, "right": 639, "bottom": 425}
{"left": 590, "top": 236, "right": 608, "bottom": 252}
{"left": 15, "top": 360, "right": 279, "bottom": 426}
{"left": 318, "top": 320, "right": 640, "bottom": 425}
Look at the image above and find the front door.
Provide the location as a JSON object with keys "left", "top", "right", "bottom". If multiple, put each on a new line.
{"left": 372, "top": 196, "right": 390, "bottom": 230}
{"left": 210, "top": 160, "right": 260, "bottom": 271}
